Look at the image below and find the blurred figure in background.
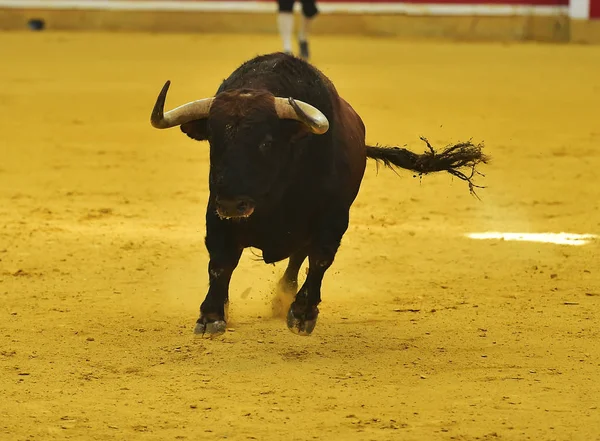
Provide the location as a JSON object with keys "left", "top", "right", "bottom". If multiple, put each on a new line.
{"left": 277, "top": 0, "right": 319, "bottom": 60}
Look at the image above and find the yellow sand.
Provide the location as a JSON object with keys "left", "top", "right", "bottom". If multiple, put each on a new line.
{"left": 1, "top": 32, "right": 599, "bottom": 440}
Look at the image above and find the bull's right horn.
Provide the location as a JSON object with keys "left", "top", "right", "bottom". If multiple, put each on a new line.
{"left": 274, "top": 97, "right": 329, "bottom": 135}
{"left": 151, "top": 80, "right": 214, "bottom": 129}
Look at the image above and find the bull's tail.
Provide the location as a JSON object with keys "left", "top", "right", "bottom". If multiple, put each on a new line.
{"left": 366, "top": 137, "right": 489, "bottom": 197}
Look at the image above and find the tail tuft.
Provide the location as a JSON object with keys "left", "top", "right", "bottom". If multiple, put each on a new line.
{"left": 366, "top": 137, "right": 489, "bottom": 198}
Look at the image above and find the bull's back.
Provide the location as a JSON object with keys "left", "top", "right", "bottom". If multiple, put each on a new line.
{"left": 332, "top": 97, "right": 367, "bottom": 206}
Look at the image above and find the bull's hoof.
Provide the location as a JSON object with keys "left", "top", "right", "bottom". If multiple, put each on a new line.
{"left": 286, "top": 307, "right": 318, "bottom": 336}
{"left": 193, "top": 318, "right": 227, "bottom": 337}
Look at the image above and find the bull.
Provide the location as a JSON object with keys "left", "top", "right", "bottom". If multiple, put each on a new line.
{"left": 150, "top": 52, "right": 487, "bottom": 336}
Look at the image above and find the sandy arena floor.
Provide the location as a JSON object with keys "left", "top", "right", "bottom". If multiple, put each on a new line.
{"left": 0, "top": 31, "right": 599, "bottom": 441}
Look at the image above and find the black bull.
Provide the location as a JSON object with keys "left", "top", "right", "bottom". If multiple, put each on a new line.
{"left": 150, "top": 52, "right": 488, "bottom": 336}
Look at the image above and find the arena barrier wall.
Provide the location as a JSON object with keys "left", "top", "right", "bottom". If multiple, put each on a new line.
{"left": 570, "top": 0, "right": 600, "bottom": 41}
{"left": 0, "top": 0, "right": 598, "bottom": 43}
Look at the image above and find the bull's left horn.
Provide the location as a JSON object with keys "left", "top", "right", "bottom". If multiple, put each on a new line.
{"left": 151, "top": 80, "right": 214, "bottom": 129}
{"left": 274, "top": 97, "right": 329, "bottom": 135}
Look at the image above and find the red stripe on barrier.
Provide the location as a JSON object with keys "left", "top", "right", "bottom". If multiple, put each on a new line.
{"left": 258, "top": 0, "right": 569, "bottom": 5}
{"left": 591, "top": 0, "right": 600, "bottom": 18}
{"left": 313, "top": 0, "right": 566, "bottom": 3}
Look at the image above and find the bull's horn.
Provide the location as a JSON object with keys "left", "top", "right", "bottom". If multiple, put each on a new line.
{"left": 274, "top": 97, "right": 329, "bottom": 135}
{"left": 151, "top": 80, "right": 213, "bottom": 129}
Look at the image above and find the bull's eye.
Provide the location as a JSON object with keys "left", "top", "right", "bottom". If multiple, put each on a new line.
{"left": 258, "top": 135, "right": 273, "bottom": 155}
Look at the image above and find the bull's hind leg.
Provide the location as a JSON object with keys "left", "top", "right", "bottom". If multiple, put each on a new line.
{"left": 278, "top": 247, "right": 309, "bottom": 294}
{"left": 194, "top": 229, "right": 242, "bottom": 336}
{"left": 287, "top": 211, "right": 349, "bottom": 335}
{"left": 272, "top": 247, "right": 309, "bottom": 318}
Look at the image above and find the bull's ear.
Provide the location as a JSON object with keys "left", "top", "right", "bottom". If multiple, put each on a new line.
{"left": 180, "top": 119, "right": 208, "bottom": 141}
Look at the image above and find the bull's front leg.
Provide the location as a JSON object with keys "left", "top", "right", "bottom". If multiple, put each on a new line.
{"left": 194, "top": 223, "right": 242, "bottom": 336}
{"left": 287, "top": 210, "right": 349, "bottom": 336}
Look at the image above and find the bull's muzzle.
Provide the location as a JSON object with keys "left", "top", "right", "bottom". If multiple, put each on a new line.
{"left": 215, "top": 196, "right": 256, "bottom": 219}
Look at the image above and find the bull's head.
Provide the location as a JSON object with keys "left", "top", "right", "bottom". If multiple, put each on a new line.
{"left": 150, "top": 81, "right": 329, "bottom": 219}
